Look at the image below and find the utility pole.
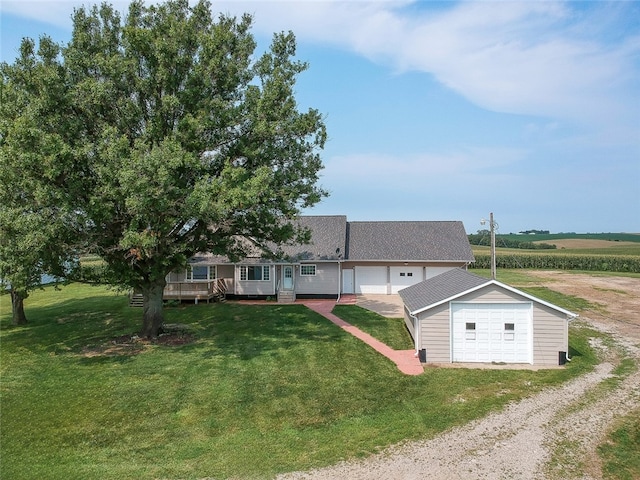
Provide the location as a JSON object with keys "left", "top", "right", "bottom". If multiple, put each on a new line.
{"left": 490, "top": 212, "right": 496, "bottom": 280}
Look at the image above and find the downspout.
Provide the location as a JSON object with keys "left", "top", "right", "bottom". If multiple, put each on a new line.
{"left": 564, "top": 313, "right": 578, "bottom": 362}
{"left": 337, "top": 261, "right": 341, "bottom": 303}
{"left": 410, "top": 311, "right": 420, "bottom": 357}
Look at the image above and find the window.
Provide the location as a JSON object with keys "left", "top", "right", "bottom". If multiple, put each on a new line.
{"left": 407, "top": 272, "right": 413, "bottom": 277}
{"left": 400, "top": 272, "right": 406, "bottom": 277}
{"left": 240, "top": 265, "right": 270, "bottom": 281}
{"left": 504, "top": 323, "right": 515, "bottom": 340}
{"left": 465, "top": 322, "right": 476, "bottom": 340}
{"left": 186, "top": 265, "right": 216, "bottom": 281}
{"left": 300, "top": 264, "right": 316, "bottom": 276}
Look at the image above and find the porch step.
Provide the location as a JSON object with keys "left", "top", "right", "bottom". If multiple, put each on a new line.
{"left": 129, "top": 293, "right": 144, "bottom": 307}
{"left": 277, "top": 290, "right": 296, "bottom": 303}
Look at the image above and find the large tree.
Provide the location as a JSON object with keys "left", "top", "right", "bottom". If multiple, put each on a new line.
{"left": 2, "top": 0, "right": 326, "bottom": 336}
{"left": 0, "top": 38, "right": 78, "bottom": 325}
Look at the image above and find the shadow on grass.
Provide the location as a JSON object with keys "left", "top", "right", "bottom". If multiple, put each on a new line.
{"left": 0, "top": 295, "right": 137, "bottom": 352}
{"left": 1, "top": 296, "right": 350, "bottom": 363}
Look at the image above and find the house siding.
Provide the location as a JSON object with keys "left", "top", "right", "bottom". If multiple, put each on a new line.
{"left": 234, "top": 265, "right": 276, "bottom": 296}
{"left": 217, "top": 264, "right": 235, "bottom": 294}
{"left": 295, "top": 262, "right": 340, "bottom": 296}
{"left": 531, "top": 303, "right": 569, "bottom": 365}
{"left": 403, "top": 308, "right": 415, "bottom": 339}
{"left": 418, "top": 302, "right": 451, "bottom": 363}
{"left": 414, "top": 284, "right": 569, "bottom": 366}
{"left": 166, "top": 270, "right": 185, "bottom": 283}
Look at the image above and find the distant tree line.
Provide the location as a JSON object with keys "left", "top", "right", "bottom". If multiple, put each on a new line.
{"left": 518, "top": 229, "right": 550, "bottom": 235}
{"left": 468, "top": 231, "right": 557, "bottom": 250}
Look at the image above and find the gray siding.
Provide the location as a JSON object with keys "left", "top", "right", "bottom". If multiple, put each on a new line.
{"left": 295, "top": 263, "right": 340, "bottom": 295}
{"left": 217, "top": 264, "right": 235, "bottom": 294}
{"left": 403, "top": 308, "right": 415, "bottom": 339}
{"left": 235, "top": 265, "right": 276, "bottom": 296}
{"left": 531, "top": 303, "right": 569, "bottom": 365}
{"left": 166, "top": 270, "right": 186, "bottom": 282}
{"left": 418, "top": 302, "right": 451, "bottom": 363}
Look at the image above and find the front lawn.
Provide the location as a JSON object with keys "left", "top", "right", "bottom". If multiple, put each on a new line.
{"left": 1, "top": 283, "right": 597, "bottom": 479}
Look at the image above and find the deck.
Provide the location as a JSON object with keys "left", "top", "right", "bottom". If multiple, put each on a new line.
{"left": 163, "top": 278, "right": 227, "bottom": 303}
{"left": 130, "top": 279, "right": 229, "bottom": 306}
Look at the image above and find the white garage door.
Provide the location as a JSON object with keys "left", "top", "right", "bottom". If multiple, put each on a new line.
{"left": 355, "top": 266, "right": 387, "bottom": 294}
{"left": 451, "top": 303, "right": 532, "bottom": 364}
{"left": 390, "top": 266, "right": 423, "bottom": 293}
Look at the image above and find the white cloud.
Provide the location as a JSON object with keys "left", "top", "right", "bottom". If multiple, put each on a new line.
{"left": 5, "top": 0, "right": 638, "bottom": 140}
{"left": 239, "top": 1, "right": 640, "bottom": 138}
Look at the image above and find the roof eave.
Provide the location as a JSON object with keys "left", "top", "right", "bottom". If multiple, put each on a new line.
{"left": 409, "top": 279, "right": 578, "bottom": 318}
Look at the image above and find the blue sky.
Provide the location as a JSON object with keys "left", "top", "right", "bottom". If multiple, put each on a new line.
{"left": 2, "top": 1, "right": 639, "bottom": 234}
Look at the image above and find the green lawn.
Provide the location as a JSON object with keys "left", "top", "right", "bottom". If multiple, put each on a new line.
{"left": 331, "top": 305, "right": 413, "bottom": 350}
{"left": 1, "top": 283, "right": 598, "bottom": 479}
{"left": 600, "top": 408, "right": 640, "bottom": 480}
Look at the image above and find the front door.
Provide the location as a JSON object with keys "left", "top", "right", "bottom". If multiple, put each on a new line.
{"left": 283, "top": 265, "right": 294, "bottom": 290}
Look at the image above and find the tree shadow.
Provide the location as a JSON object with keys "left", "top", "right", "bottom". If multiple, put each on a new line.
{"left": 1, "top": 296, "right": 354, "bottom": 363}
{"left": 0, "top": 294, "right": 140, "bottom": 354}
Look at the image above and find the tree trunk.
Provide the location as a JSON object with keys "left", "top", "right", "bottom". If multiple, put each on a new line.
{"left": 10, "top": 288, "right": 28, "bottom": 325}
{"left": 140, "top": 280, "right": 166, "bottom": 338}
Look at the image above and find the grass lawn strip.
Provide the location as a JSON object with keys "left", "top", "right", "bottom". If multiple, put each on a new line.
{"left": 330, "top": 304, "right": 414, "bottom": 351}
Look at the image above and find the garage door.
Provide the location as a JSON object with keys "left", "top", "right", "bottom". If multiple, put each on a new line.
{"left": 390, "top": 266, "right": 423, "bottom": 293}
{"left": 355, "top": 266, "right": 387, "bottom": 294}
{"left": 451, "top": 303, "right": 532, "bottom": 363}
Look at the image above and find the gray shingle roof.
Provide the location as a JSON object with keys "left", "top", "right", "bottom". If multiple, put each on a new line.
{"left": 398, "top": 268, "right": 489, "bottom": 314}
{"left": 278, "top": 215, "right": 347, "bottom": 261}
{"left": 346, "top": 221, "right": 474, "bottom": 262}
{"left": 189, "top": 217, "right": 475, "bottom": 265}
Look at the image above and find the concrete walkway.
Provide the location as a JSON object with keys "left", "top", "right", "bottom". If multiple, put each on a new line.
{"left": 301, "top": 298, "right": 423, "bottom": 376}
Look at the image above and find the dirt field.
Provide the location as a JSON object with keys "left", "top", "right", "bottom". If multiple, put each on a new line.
{"left": 527, "top": 271, "right": 640, "bottom": 342}
{"left": 280, "top": 273, "right": 640, "bottom": 480}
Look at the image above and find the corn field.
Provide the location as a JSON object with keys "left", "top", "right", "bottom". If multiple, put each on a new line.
{"left": 470, "top": 254, "right": 640, "bottom": 273}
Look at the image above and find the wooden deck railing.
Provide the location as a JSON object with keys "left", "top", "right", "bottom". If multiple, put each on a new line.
{"left": 163, "top": 278, "right": 228, "bottom": 302}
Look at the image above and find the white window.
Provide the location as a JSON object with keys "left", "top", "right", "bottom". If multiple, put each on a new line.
{"left": 240, "top": 265, "right": 270, "bottom": 281}
{"left": 186, "top": 265, "right": 216, "bottom": 281}
{"left": 300, "top": 264, "right": 316, "bottom": 276}
{"left": 465, "top": 322, "right": 476, "bottom": 340}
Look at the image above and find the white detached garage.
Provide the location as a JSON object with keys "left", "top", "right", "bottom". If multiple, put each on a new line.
{"left": 398, "top": 269, "right": 578, "bottom": 366}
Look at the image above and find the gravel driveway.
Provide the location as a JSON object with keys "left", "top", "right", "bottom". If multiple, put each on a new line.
{"left": 278, "top": 273, "right": 640, "bottom": 480}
